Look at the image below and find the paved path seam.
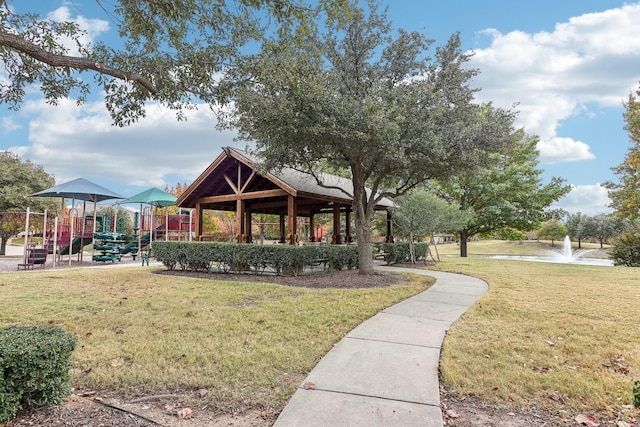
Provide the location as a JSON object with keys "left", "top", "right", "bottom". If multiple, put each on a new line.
{"left": 344, "top": 335, "right": 441, "bottom": 350}
{"left": 301, "top": 386, "right": 441, "bottom": 407}
{"left": 274, "top": 267, "right": 488, "bottom": 427}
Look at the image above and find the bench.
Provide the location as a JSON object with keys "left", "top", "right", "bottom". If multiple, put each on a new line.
{"left": 17, "top": 248, "right": 48, "bottom": 270}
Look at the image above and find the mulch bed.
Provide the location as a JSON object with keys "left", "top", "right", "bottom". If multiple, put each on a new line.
{"left": 156, "top": 266, "right": 412, "bottom": 288}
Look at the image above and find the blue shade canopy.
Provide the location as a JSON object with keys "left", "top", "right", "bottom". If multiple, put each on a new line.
{"left": 119, "top": 187, "right": 176, "bottom": 207}
{"left": 33, "top": 178, "right": 125, "bottom": 202}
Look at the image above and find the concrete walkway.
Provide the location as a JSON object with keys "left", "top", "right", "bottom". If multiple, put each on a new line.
{"left": 274, "top": 267, "right": 488, "bottom": 427}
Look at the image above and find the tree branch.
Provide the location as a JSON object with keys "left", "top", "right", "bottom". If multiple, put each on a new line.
{"left": 0, "top": 31, "right": 158, "bottom": 94}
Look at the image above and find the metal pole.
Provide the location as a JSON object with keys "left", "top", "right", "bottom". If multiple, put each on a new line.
{"left": 23, "top": 207, "right": 30, "bottom": 266}
{"left": 53, "top": 217, "right": 58, "bottom": 268}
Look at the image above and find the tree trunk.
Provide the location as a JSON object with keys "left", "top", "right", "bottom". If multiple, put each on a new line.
{"left": 459, "top": 229, "right": 468, "bottom": 257}
{"left": 409, "top": 231, "right": 416, "bottom": 263}
{"left": 351, "top": 172, "right": 375, "bottom": 275}
{"left": 356, "top": 220, "right": 375, "bottom": 275}
{"left": 429, "top": 235, "right": 441, "bottom": 262}
{"left": 0, "top": 237, "right": 6, "bottom": 256}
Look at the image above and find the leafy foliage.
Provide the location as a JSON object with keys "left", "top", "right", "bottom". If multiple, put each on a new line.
{"left": 373, "top": 242, "right": 429, "bottom": 265}
{"left": 392, "top": 188, "right": 469, "bottom": 262}
{"left": 537, "top": 220, "right": 567, "bottom": 245}
{"left": 565, "top": 212, "right": 589, "bottom": 247}
{"left": 584, "top": 214, "right": 626, "bottom": 248}
{"left": 603, "top": 84, "right": 640, "bottom": 219}
{"left": 0, "top": 151, "right": 57, "bottom": 254}
{"left": 609, "top": 227, "right": 640, "bottom": 266}
{"left": 0, "top": 325, "right": 77, "bottom": 422}
{"left": 228, "top": 0, "right": 515, "bottom": 273}
{"left": 432, "top": 133, "right": 570, "bottom": 257}
{"left": 0, "top": 0, "right": 347, "bottom": 126}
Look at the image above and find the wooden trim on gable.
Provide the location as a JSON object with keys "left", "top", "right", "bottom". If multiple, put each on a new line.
{"left": 198, "top": 189, "right": 289, "bottom": 204}
{"left": 175, "top": 149, "right": 229, "bottom": 206}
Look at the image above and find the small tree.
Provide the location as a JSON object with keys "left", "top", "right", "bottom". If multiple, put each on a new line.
{"left": 584, "top": 214, "right": 625, "bottom": 248}
{"left": 537, "top": 220, "right": 567, "bottom": 246}
{"left": 565, "top": 212, "right": 589, "bottom": 248}
{"left": 393, "top": 188, "right": 470, "bottom": 262}
{"left": 0, "top": 151, "right": 56, "bottom": 254}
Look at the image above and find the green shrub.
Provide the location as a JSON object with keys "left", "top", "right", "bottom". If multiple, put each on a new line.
{"left": 609, "top": 231, "right": 640, "bottom": 267}
{"left": 152, "top": 241, "right": 359, "bottom": 275}
{"left": 375, "top": 242, "right": 428, "bottom": 265}
{"left": 0, "top": 325, "right": 77, "bottom": 422}
{"left": 634, "top": 379, "right": 640, "bottom": 409}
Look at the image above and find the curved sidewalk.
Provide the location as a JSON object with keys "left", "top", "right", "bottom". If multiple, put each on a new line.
{"left": 274, "top": 267, "right": 488, "bottom": 427}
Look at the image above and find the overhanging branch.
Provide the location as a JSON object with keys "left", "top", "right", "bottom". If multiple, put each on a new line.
{"left": 0, "top": 31, "right": 158, "bottom": 94}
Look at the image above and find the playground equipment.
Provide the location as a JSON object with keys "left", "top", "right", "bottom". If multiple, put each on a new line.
{"left": 2, "top": 181, "right": 197, "bottom": 269}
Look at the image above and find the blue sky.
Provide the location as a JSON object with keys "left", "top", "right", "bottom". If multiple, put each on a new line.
{"left": 2, "top": 1, "right": 640, "bottom": 215}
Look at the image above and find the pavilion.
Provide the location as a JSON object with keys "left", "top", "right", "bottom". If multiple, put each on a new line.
{"left": 175, "top": 147, "right": 394, "bottom": 244}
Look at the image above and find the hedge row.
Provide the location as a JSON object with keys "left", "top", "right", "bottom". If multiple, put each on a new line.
{"left": 0, "top": 325, "right": 77, "bottom": 422}
{"left": 152, "top": 241, "right": 359, "bottom": 275}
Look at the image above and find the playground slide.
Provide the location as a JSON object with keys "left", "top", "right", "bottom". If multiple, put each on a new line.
{"left": 59, "top": 237, "right": 93, "bottom": 256}
{"left": 118, "top": 236, "right": 146, "bottom": 255}
{"left": 118, "top": 229, "right": 163, "bottom": 254}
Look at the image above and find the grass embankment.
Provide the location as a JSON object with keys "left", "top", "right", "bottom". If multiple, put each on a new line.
{"left": 431, "top": 240, "right": 638, "bottom": 420}
{"left": 0, "top": 267, "right": 431, "bottom": 413}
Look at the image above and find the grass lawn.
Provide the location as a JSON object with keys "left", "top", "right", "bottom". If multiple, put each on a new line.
{"left": 0, "top": 267, "right": 431, "bottom": 413}
{"left": 430, "top": 240, "right": 638, "bottom": 420}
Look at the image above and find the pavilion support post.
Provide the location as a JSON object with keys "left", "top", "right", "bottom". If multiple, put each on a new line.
{"left": 245, "top": 207, "right": 253, "bottom": 243}
{"left": 332, "top": 204, "right": 342, "bottom": 244}
{"left": 345, "top": 208, "right": 352, "bottom": 243}
{"left": 287, "top": 195, "right": 298, "bottom": 245}
{"left": 236, "top": 199, "right": 246, "bottom": 243}
{"left": 309, "top": 213, "right": 316, "bottom": 243}
{"left": 279, "top": 214, "right": 286, "bottom": 243}
{"left": 385, "top": 209, "right": 394, "bottom": 243}
{"left": 196, "top": 202, "right": 203, "bottom": 240}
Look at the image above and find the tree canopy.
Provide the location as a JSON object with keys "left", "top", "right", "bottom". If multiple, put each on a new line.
{"left": 603, "top": 83, "right": 640, "bottom": 219}
{"left": 565, "top": 212, "right": 588, "bottom": 248}
{"left": 227, "top": 0, "right": 516, "bottom": 273}
{"left": 0, "top": 0, "right": 346, "bottom": 126}
{"left": 432, "top": 132, "right": 571, "bottom": 257}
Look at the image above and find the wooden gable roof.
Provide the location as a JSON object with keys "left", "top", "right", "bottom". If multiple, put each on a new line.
{"left": 176, "top": 147, "right": 393, "bottom": 216}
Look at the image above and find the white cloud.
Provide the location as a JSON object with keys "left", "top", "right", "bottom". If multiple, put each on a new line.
{"left": 469, "top": 3, "right": 640, "bottom": 165}
{"left": 1, "top": 116, "right": 21, "bottom": 132}
{"left": 46, "top": 7, "right": 110, "bottom": 55}
{"left": 17, "top": 98, "right": 236, "bottom": 189}
{"left": 552, "top": 184, "right": 612, "bottom": 215}
{"left": 537, "top": 137, "right": 595, "bottom": 164}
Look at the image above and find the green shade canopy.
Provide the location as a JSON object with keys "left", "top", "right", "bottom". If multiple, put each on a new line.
{"left": 119, "top": 187, "right": 177, "bottom": 207}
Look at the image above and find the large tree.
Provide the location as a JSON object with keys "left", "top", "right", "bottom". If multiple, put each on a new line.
{"left": 432, "top": 133, "right": 571, "bottom": 257}
{"left": 0, "top": 151, "right": 56, "bottom": 254}
{"left": 0, "top": 0, "right": 346, "bottom": 126}
{"left": 603, "top": 84, "right": 640, "bottom": 219}
{"left": 227, "top": 1, "right": 515, "bottom": 274}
